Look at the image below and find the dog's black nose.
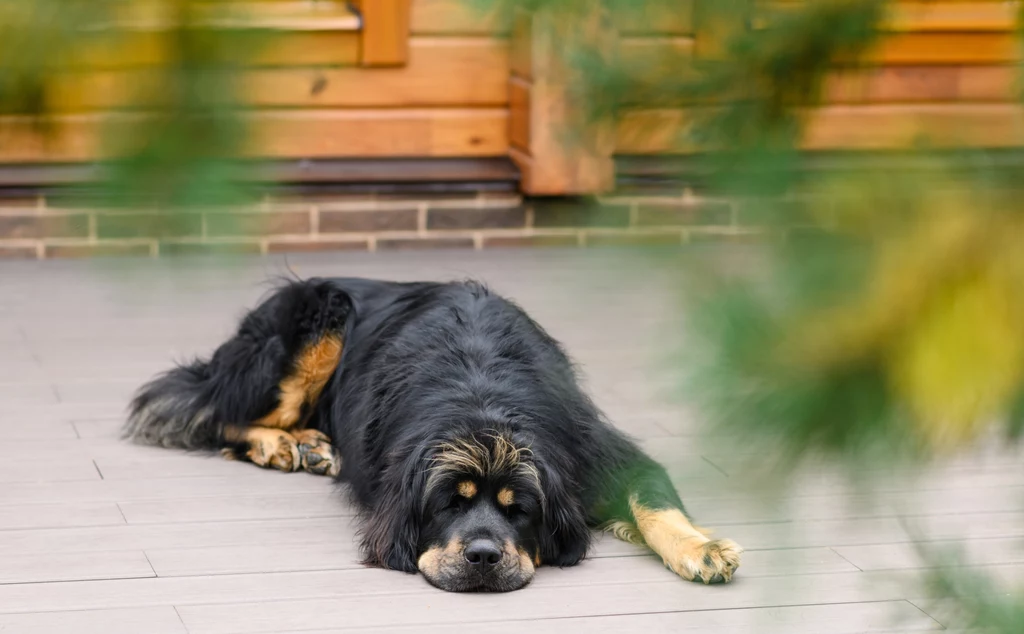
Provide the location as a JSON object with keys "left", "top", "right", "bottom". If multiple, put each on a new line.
{"left": 464, "top": 539, "right": 502, "bottom": 570}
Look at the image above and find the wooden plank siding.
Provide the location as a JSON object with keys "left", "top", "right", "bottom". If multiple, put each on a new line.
{"left": 41, "top": 39, "right": 509, "bottom": 112}
{"left": 354, "top": 0, "right": 413, "bottom": 66}
{"left": 0, "top": 109, "right": 509, "bottom": 162}
{"left": 0, "top": 0, "right": 1021, "bottom": 188}
{"left": 616, "top": 0, "right": 1024, "bottom": 157}
{"left": 0, "top": 0, "right": 514, "bottom": 164}
{"left": 616, "top": 104, "right": 1024, "bottom": 154}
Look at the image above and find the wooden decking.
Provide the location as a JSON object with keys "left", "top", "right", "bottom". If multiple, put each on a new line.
{"left": 0, "top": 248, "right": 1021, "bottom": 633}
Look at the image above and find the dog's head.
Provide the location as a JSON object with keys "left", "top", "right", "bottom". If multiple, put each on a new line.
{"left": 361, "top": 429, "right": 590, "bottom": 592}
{"left": 416, "top": 434, "right": 544, "bottom": 592}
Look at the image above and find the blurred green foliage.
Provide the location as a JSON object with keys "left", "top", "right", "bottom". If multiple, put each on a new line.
{"left": 0, "top": 0, "right": 263, "bottom": 237}
{"left": 474, "top": 1, "right": 1024, "bottom": 627}
{"left": 2, "top": 0, "right": 1022, "bottom": 625}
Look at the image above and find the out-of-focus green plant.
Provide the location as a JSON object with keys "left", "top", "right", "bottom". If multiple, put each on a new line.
{"left": 474, "top": 0, "right": 1024, "bottom": 469}
{"left": 473, "top": 0, "right": 1024, "bottom": 627}
{"left": 0, "top": 0, "right": 265, "bottom": 236}
{"left": 95, "top": 2, "right": 259, "bottom": 213}
{"left": 0, "top": 0, "right": 114, "bottom": 117}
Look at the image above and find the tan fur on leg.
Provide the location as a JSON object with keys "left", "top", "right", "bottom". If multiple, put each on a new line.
{"left": 223, "top": 426, "right": 300, "bottom": 472}
{"left": 256, "top": 335, "right": 343, "bottom": 431}
{"left": 629, "top": 496, "right": 743, "bottom": 584}
{"left": 223, "top": 426, "right": 340, "bottom": 477}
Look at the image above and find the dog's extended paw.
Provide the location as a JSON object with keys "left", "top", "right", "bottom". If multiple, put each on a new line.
{"left": 667, "top": 538, "right": 743, "bottom": 585}
{"left": 236, "top": 428, "right": 300, "bottom": 472}
{"left": 294, "top": 429, "right": 341, "bottom": 477}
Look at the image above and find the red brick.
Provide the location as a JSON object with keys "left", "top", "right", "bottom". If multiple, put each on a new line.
{"left": 585, "top": 230, "right": 684, "bottom": 247}
{"left": 689, "top": 231, "right": 772, "bottom": 245}
{"left": 0, "top": 214, "right": 89, "bottom": 239}
{"left": 377, "top": 237, "right": 475, "bottom": 250}
{"left": 427, "top": 207, "right": 526, "bottom": 231}
{"left": 319, "top": 209, "right": 418, "bottom": 233}
{"left": 533, "top": 200, "right": 630, "bottom": 229}
{"left": 483, "top": 234, "right": 579, "bottom": 248}
{"left": 636, "top": 202, "right": 732, "bottom": 227}
{"left": 736, "top": 200, "right": 814, "bottom": 228}
{"left": 45, "top": 243, "right": 152, "bottom": 258}
{"left": 268, "top": 193, "right": 373, "bottom": 206}
{"left": 267, "top": 239, "right": 370, "bottom": 254}
{"left": 0, "top": 197, "right": 44, "bottom": 209}
{"left": 0, "top": 244, "right": 38, "bottom": 259}
{"left": 96, "top": 212, "right": 202, "bottom": 239}
{"left": 161, "top": 241, "right": 262, "bottom": 256}
{"left": 205, "top": 211, "right": 310, "bottom": 237}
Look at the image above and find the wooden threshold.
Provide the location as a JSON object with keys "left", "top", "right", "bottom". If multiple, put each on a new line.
{"left": 0, "top": 157, "right": 521, "bottom": 198}
{"left": 615, "top": 148, "right": 1024, "bottom": 191}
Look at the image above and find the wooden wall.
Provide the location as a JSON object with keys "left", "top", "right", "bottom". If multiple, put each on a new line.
{"left": 0, "top": 0, "right": 1021, "bottom": 196}
{"left": 618, "top": 1, "right": 1024, "bottom": 155}
{"left": 0, "top": 0, "right": 513, "bottom": 163}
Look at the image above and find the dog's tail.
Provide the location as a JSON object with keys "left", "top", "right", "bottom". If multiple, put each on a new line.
{"left": 122, "top": 277, "right": 354, "bottom": 451}
{"left": 123, "top": 359, "right": 223, "bottom": 450}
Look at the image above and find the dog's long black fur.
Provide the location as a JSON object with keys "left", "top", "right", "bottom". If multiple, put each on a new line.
{"left": 125, "top": 277, "right": 689, "bottom": 574}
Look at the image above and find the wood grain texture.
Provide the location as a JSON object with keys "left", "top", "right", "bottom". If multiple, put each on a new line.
{"left": 0, "top": 109, "right": 509, "bottom": 162}
{"left": 768, "top": 1, "right": 1020, "bottom": 32}
{"left": 360, "top": 0, "right": 412, "bottom": 66}
{"left": 111, "top": 0, "right": 362, "bottom": 31}
{"left": 70, "top": 30, "right": 361, "bottom": 69}
{"left": 618, "top": 0, "right": 695, "bottom": 35}
{"left": 509, "top": 78, "right": 531, "bottom": 151}
{"left": 508, "top": 9, "right": 615, "bottom": 194}
{"left": 411, "top": 0, "right": 510, "bottom": 35}
{"left": 0, "top": 607, "right": 186, "bottom": 634}
{"left": 825, "top": 65, "right": 1017, "bottom": 103}
{"left": 616, "top": 104, "right": 1024, "bottom": 153}
{"left": 248, "top": 109, "right": 509, "bottom": 158}
{"left": 0, "top": 550, "right": 154, "bottom": 585}
{"left": 866, "top": 33, "right": 1020, "bottom": 64}
{"left": 1, "top": 252, "right": 1021, "bottom": 633}
{"left": 242, "top": 37, "right": 509, "bottom": 107}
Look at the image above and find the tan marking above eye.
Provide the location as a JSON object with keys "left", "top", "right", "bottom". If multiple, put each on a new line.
{"left": 496, "top": 487, "right": 514, "bottom": 507}
{"left": 457, "top": 480, "right": 477, "bottom": 499}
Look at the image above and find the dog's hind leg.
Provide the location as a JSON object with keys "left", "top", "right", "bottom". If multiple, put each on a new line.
{"left": 222, "top": 426, "right": 341, "bottom": 476}
{"left": 124, "top": 279, "right": 350, "bottom": 457}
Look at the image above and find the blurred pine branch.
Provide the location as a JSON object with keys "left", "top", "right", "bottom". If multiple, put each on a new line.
{"left": 0, "top": 0, "right": 265, "bottom": 220}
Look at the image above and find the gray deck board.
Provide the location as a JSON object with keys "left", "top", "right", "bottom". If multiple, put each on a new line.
{"left": 1, "top": 250, "right": 1021, "bottom": 633}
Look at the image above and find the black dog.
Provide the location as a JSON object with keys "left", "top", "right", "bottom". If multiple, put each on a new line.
{"left": 124, "top": 277, "right": 742, "bottom": 592}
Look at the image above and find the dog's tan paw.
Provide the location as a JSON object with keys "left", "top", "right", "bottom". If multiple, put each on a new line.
{"left": 256, "top": 431, "right": 301, "bottom": 472}
{"left": 294, "top": 428, "right": 341, "bottom": 477}
{"left": 629, "top": 501, "right": 743, "bottom": 586}
{"left": 223, "top": 427, "right": 301, "bottom": 472}
{"left": 669, "top": 538, "right": 743, "bottom": 585}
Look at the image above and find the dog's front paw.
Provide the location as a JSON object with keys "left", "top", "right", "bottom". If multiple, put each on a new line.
{"left": 295, "top": 428, "right": 342, "bottom": 477}
{"left": 664, "top": 537, "right": 743, "bottom": 585}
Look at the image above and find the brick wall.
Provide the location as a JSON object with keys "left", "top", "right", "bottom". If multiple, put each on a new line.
{"left": 0, "top": 190, "right": 760, "bottom": 259}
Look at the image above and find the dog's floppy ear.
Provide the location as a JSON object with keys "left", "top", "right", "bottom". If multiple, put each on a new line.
{"left": 360, "top": 444, "right": 430, "bottom": 573}
{"left": 535, "top": 453, "right": 591, "bottom": 567}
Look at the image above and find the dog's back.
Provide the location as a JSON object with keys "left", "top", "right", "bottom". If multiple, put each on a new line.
{"left": 318, "top": 279, "right": 594, "bottom": 490}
